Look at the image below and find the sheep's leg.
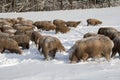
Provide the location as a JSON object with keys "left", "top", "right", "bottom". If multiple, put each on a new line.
{"left": 105, "top": 53, "right": 111, "bottom": 62}
{"left": 82, "top": 53, "right": 89, "bottom": 62}
{"left": 70, "top": 54, "right": 78, "bottom": 64}
{"left": 111, "top": 51, "right": 117, "bottom": 58}
{"left": 42, "top": 50, "right": 49, "bottom": 60}
{"left": 50, "top": 49, "right": 57, "bottom": 59}
{"left": 0, "top": 48, "right": 4, "bottom": 53}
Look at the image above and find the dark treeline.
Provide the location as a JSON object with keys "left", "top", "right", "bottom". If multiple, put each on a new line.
{"left": 0, "top": 0, "right": 120, "bottom": 13}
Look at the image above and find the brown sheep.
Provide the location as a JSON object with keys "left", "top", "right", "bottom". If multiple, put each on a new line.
{"left": 13, "top": 25, "right": 35, "bottom": 32}
{"left": 24, "top": 30, "right": 34, "bottom": 39}
{"left": 0, "top": 32, "right": 10, "bottom": 37}
{"left": 97, "top": 27, "right": 118, "bottom": 40}
{"left": 14, "top": 30, "right": 25, "bottom": 35}
{"left": 0, "top": 19, "right": 13, "bottom": 27}
{"left": 19, "top": 20, "right": 34, "bottom": 26}
{"left": 87, "top": 18, "right": 102, "bottom": 26}
{"left": 33, "top": 21, "right": 43, "bottom": 29}
{"left": 0, "top": 36, "right": 22, "bottom": 54}
{"left": 68, "top": 36, "right": 114, "bottom": 63}
{"left": 17, "top": 17, "right": 25, "bottom": 22}
{"left": 66, "top": 21, "right": 81, "bottom": 28}
{"left": 111, "top": 36, "right": 120, "bottom": 58}
{"left": 37, "top": 35, "right": 46, "bottom": 51}
{"left": 0, "top": 25, "right": 16, "bottom": 36}
{"left": 31, "top": 31, "right": 42, "bottom": 45}
{"left": 4, "top": 18, "right": 19, "bottom": 26}
{"left": 38, "top": 36, "right": 65, "bottom": 60}
{"left": 53, "top": 19, "right": 70, "bottom": 33}
{"left": 83, "top": 32, "right": 101, "bottom": 38}
{"left": 10, "top": 34, "right": 30, "bottom": 49}
{"left": 1, "top": 25, "right": 13, "bottom": 31}
{"left": 33, "top": 21, "right": 56, "bottom": 31}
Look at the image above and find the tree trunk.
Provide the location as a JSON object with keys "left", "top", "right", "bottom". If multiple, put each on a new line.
{"left": 107, "top": 0, "right": 111, "bottom": 7}
{"left": 60, "top": 0, "right": 63, "bottom": 10}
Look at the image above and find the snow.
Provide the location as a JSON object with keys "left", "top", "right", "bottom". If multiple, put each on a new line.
{"left": 0, "top": 6, "right": 120, "bottom": 80}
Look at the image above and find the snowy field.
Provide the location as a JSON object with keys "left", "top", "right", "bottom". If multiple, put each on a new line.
{"left": 0, "top": 7, "right": 120, "bottom": 80}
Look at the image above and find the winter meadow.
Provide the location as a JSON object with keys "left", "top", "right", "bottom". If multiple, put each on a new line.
{"left": 0, "top": 6, "right": 120, "bottom": 80}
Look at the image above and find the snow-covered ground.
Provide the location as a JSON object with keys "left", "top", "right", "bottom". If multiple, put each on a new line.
{"left": 0, "top": 7, "right": 120, "bottom": 80}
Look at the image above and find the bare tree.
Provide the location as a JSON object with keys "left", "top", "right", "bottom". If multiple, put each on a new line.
{"left": 0, "top": 0, "right": 120, "bottom": 12}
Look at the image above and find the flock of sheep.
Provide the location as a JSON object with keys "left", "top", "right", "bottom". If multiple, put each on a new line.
{"left": 0, "top": 17, "right": 119, "bottom": 63}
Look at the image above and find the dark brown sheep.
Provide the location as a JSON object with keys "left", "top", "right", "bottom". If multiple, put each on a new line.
{"left": 10, "top": 34, "right": 30, "bottom": 49}
{"left": 38, "top": 36, "right": 65, "bottom": 60}
{"left": 68, "top": 36, "right": 114, "bottom": 63}
{"left": 97, "top": 27, "right": 118, "bottom": 40}
{"left": 111, "top": 36, "right": 120, "bottom": 58}
{"left": 83, "top": 32, "right": 101, "bottom": 38}
{"left": 53, "top": 19, "right": 70, "bottom": 34}
{"left": 33, "top": 21, "right": 43, "bottom": 29}
{"left": 87, "top": 18, "right": 102, "bottom": 26}
{"left": 0, "top": 36, "right": 22, "bottom": 54}
{"left": 66, "top": 21, "right": 81, "bottom": 28}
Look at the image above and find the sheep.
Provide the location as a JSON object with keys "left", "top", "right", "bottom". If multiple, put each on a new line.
{"left": 66, "top": 21, "right": 81, "bottom": 28}
{"left": 0, "top": 36, "right": 22, "bottom": 54}
{"left": 83, "top": 32, "right": 101, "bottom": 38}
{"left": 38, "top": 36, "right": 65, "bottom": 60}
{"left": 13, "top": 25, "right": 35, "bottom": 32}
{"left": 31, "top": 31, "right": 42, "bottom": 45}
{"left": 53, "top": 19, "right": 70, "bottom": 33}
{"left": 10, "top": 34, "right": 30, "bottom": 49}
{"left": 33, "top": 21, "right": 56, "bottom": 31}
{"left": 68, "top": 36, "right": 114, "bottom": 63}
{"left": 97, "top": 27, "right": 118, "bottom": 40}
{"left": 87, "top": 18, "right": 102, "bottom": 26}
{"left": 111, "top": 36, "right": 120, "bottom": 58}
